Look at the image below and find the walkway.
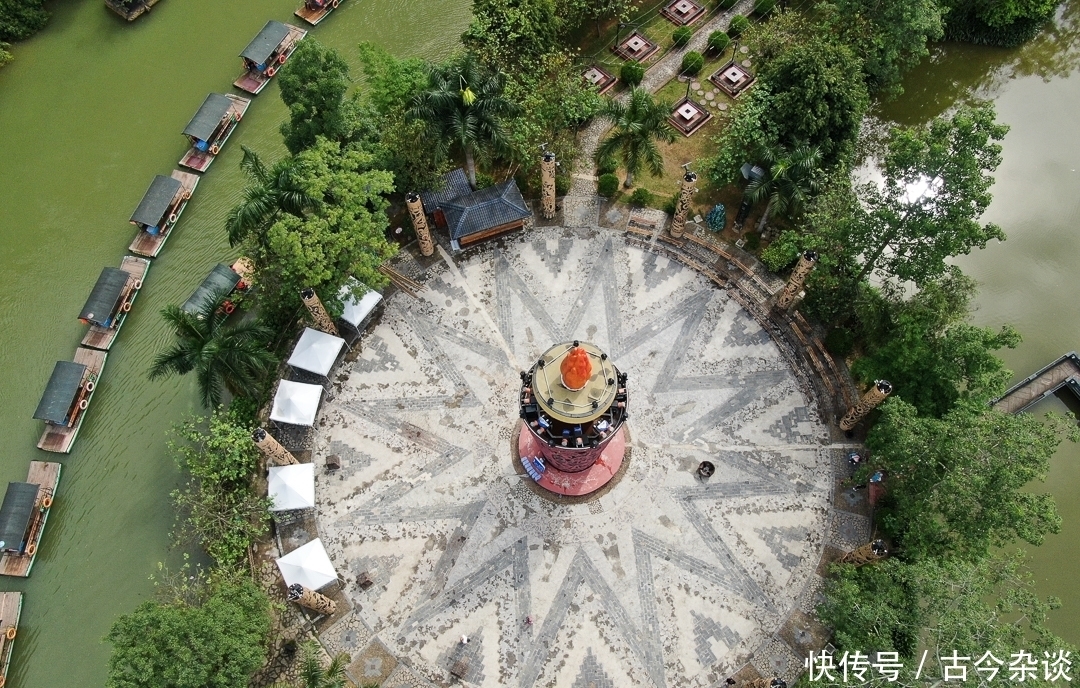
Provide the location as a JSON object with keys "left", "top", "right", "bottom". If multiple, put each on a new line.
{"left": 992, "top": 352, "right": 1080, "bottom": 415}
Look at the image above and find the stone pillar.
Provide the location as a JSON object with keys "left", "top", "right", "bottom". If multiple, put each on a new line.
{"left": 252, "top": 427, "right": 298, "bottom": 466}
{"left": 775, "top": 250, "right": 818, "bottom": 310}
{"left": 839, "top": 380, "right": 893, "bottom": 431}
{"left": 287, "top": 583, "right": 337, "bottom": 615}
{"left": 300, "top": 288, "right": 339, "bottom": 336}
{"left": 406, "top": 192, "right": 434, "bottom": 257}
{"left": 669, "top": 171, "right": 697, "bottom": 238}
{"left": 540, "top": 152, "right": 556, "bottom": 220}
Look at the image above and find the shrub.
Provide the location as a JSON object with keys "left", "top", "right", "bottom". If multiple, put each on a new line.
{"left": 824, "top": 327, "right": 855, "bottom": 358}
{"left": 629, "top": 188, "right": 653, "bottom": 207}
{"left": 474, "top": 172, "right": 495, "bottom": 189}
{"left": 663, "top": 193, "right": 678, "bottom": 214}
{"left": 597, "top": 157, "right": 618, "bottom": 175}
{"left": 753, "top": 0, "right": 775, "bottom": 16}
{"left": 744, "top": 231, "right": 760, "bottom": 250}
{"left": 598, "top": 173, "right": 620, "bottom": 197}
{"left": 707, "top": 30, "right": 730, "bottom": 55}
{"left": 672, "top": 26, "right": 693, "bottom": 47}
{"left": 681, "top": 51, "right": 705, "bottom": 76}
{"left": 718, "top": 0, "right": 738, "bottom": 8}
{"left": 555, "top": 174, "right": 571, "bottom": 196}
{"left": 620, "top": 60, "right": 645, "bottom": 87}
{"left": 728, "top": 15, "right": 749, "bottom": 37}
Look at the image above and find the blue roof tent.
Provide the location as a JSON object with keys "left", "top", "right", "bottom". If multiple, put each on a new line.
{"left": 0, "top": 483, "right": 39, "bottom": 552}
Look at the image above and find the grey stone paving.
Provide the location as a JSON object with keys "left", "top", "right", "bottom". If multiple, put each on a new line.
{"left": 312, "top": 227, "right": 843, "bottom": 688}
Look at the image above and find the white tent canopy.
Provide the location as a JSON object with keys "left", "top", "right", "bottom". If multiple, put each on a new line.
{"left": 340, "top": 281, "right": 382, "bottom": 328}
{"left": 270, "top": 380, "right": 323, "bottom": 426}
{"left": 276, "top": 538, "right": 338, "bottom": 590}
{"left": 267, "top": 463, "right": 315, "bottom": 511}
{"left": 287, "top": 327, "right": 345, "bottom": 376}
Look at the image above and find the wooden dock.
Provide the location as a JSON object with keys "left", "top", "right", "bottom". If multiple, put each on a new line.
{"left": 128, "top": 170, "right": 199, "bottom": 258}
{"left": 0, "top": 592, "right": 21, "bottom": 685}
{"left": 37, "top": 348, "right": 107, "bottom": 454}
{"left": 81, "top": 256, "right": 150, "bottom": 351}
{"left": 992, "top": 352, "right": 1080, "bottom": 415}
{"left": 0, "top": 462, "right": 61, "bottom": 578}
{"left": 295, "top": 0, "right": 340, "bottom": 25}
{"left": 179, "top": 94, "right": 251, "bottom": 172}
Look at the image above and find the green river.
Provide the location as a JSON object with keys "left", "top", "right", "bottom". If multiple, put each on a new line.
{"left": 1, "top": 0, "right": 1079, "bottom": 684}
{"left": 0, "top": 0, "right": 469, "bottom": 684}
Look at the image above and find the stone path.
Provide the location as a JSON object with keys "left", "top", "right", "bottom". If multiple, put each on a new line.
{"left": 570, "top": 0, "right": 756, "bottom": 197}
{"left": 303, "top": 227, "right": 866, "bottom": 688}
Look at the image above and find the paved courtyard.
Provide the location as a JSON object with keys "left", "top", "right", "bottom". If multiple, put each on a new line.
{"left": 310, "top": 226, "right": 855, "bottom": 688}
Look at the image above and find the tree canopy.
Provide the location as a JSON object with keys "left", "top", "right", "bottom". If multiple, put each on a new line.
{"left": 278, "top": 40, "right": 365, "bottom": 154}
{"left": 106, "top": 577, "right": 272, "bottom": 688}
{"left": 462, "top": 0, "right": 562, "bottom": 67}
{"left": 595, "top": 87, "right": 675, "bottom": 188}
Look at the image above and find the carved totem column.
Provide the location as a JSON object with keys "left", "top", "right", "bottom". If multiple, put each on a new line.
{"left": 252, "top": 427, "right": 299, "bottom": 466}
{"left": 300, "top": 288, "right": 339, "bottom": 336}
{"left": 540, "top": 152, "right": 557, "bottom": 220}
{"left": 287, "top": 583, "right": 337, "bottom": 615}
{"left": 838, "top": 540, "right": 888, "bottom": 566}
{"left": 776, "top": 250, "right": 818, "bottom": 310}
{"left": 839, "top": 380, "right": 893, "bottom": 431}
{"left": 406, "top": 192, "right": 434, "bottom": 257}
{"left": 669, "top": 171, "right": 697, "bottom": 238}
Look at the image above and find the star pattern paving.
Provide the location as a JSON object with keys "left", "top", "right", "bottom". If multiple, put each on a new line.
{"left": 313, "top": 227, "right": 836, "bottom": 688}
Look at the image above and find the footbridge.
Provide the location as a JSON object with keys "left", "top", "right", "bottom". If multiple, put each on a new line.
{"left": 992, "top": 352, "right": 1080, "bottom": 415}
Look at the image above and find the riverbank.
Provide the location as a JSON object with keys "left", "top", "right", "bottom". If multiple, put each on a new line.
{"left": 0, "top": 0, "right": 470, "bottom": 684}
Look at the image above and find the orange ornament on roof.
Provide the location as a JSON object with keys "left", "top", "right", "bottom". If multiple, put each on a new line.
{"left": 560, "top": 346, "right": 592, "bottom": 391}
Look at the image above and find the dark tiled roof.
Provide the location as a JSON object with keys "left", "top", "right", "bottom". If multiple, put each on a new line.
{"left": 34, "top": 361, "right": 86, "bottom": 424}
{"left": 130, "top": 175, "right": 181, "bottom": 227}
{"left": 183, "top": 93, "right": 232, "bottom": 141}
{"left": 182, "top": 264, "right": 240, "bottom": 315}
{"left": 241, "top": 21, "right": 290, "bottom": 65}
{"left": 419, "top": 168, "right": 472, "bottom": 213}
{"left": 80, "top": 267, "right": 128, "bottom": 326}
{"left": 442, "top": 180, "right": 530, "bottom": 241}
{"left": 0, "top": 482, "right": 39, "bottom": 552}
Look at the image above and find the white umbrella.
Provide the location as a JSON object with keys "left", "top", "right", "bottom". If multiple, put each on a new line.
{"left": 267, "top": 463, "right": 315, "bottom": 511}
{"left": 270, "top": 380, "right": 323, "bottom": 426}
{"left": 287, "top": 327, "right": 345, "bottom": 376}
{"left": 276, "top": 538, "right": 338, "bottom": 590}
{"left": 340, "top": 281, "right": 382, "bottom": 328}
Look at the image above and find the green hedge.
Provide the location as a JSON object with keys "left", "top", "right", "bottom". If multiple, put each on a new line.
{"left": 707, "top": 30, "right": 731, "bottom": 54}
{"left": 629, "top": 187, "right": 653, "bottom": 207}
{"left": 672, "top": 26, "right": 693, "bottom": 47}
{"left": 681, "top": 51, "right": 705, "bottom": 76}
{"left": 620, "top": 60, "right": 645, "bottom": 86}
{"left": 728, "top": 15, "right": 750, "bottom": 37}
{"left": 598, "top": 173, "right": 620, "bottom": 197}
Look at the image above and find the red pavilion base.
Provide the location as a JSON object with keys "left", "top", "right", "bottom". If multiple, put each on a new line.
{"left": 517, "top": 422, "right": 627, "bottom": 496}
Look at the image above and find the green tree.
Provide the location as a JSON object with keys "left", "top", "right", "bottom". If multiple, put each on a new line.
{"left": 561, "top": 0, "right": 632, "bottom": 36}
{"left": 851, "top": 104, "right": 1008, "bottom": 284}
{"left": 226, "top": 146, "right": 317, "bottom": 247}
{"left": 148, "top": 291, "right": 277, "bottom": 409}
{"left": 620, "top": 59, "right": 645, "bottom": 86}
{"left": 851, "top": 269, "right": 1020, "bottom": 416}
{"left": 866, "top": 397, "right": 1068, "bottom": 561}
{"left": 357, "top": 41, "right": 428, "bottom": 116}
{"left": 705, "top": 84, "right": 774, "bottom": 185}
{"left": 595, "top": 87, "right": 676, "bottom": 188}
{"left": 819, "top": 0, "right": 944, "bottom": 98}
{"left": 106, "top": 577, "right": 272, "bottom": 688}
{"left": 462, "top": 0, "right": 562, "bottom": 66}
{"left": 408, "top": 53, "right": 518, "bottom": 188}
{"left": 247, "top": 137, "right": 396, "bottom": 325}
{"left": 0, "top": 0, "right": 48, "bottom": 41}
{"left": 944, "top": 0, "right": 1061, "bottom": 46}
{"left": 276, "top": 641, "right": 351, "bottom": 688}
{"left": 744, "top": 142, "right": 823, "bottom": 235}
{"left": 278, "top": 40, "right": 364, "bottom": 154}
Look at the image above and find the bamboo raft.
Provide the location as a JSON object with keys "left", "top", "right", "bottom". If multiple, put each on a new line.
{"left": 128, "top": 170, "right": 199, "bottom": 258}
{"left": 0, "top": 592, "right": 21, "bottom": 685}
{"left": 233, "top": 22, "right": 308, "bottom": 95}
{"left": 104, "top": 0, "right": 161, "bottom": 21}
{"left": 80, "top": 256, "right": 151, "bottom": 351}
{"left": 294, "top": 0, "right": 341, "bottom": 25}
{"left": 179, "top": 93, "right": 251, "bottom": 172}
{"left": 35, "top": 347, "right": 108, "bottom": 454}
{"left": 0, "top": 462, "right": 61, "bottom": 578}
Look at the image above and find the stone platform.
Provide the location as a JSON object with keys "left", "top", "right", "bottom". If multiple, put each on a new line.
{"left": 310, "top": 226, "right": 852, "bottom": 688}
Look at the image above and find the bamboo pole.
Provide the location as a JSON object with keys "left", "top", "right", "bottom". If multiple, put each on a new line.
{"left": 669, "top": 170, "right": 697, "bottom": 238}
{"left": 287, "top": 583, "right": 336, "bottom": 615}
{"left": 300, "top": 288, "right": 339, "bottom": 336}
{"left": 252, "top": 427, "right": 299, "bottom": 466}
{"left": 839, "top": 380, "right": 893, "bottom": 431}
{"left": 775, "top": 250, "right": 817, "bottom": 310}
{"left": 406, "top": 192, "right": 434, "bottom": 257}
{"left": 540, "top": 152, "right": 557, "bottom": 220}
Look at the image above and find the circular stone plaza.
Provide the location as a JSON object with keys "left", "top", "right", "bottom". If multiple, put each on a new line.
{"left": 300, "top": 224, "right": 869, "bottom": 688}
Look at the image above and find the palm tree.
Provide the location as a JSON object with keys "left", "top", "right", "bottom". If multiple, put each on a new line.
{"left": 287, "top": 641, "right": 351, "bottom": 688}
{"left": 225, "top": 146, "right": 316, "bottom": 247}
{"left": 745, "top": 143, "right": 823, "bottom": 236}
{"left": 595, "top": 87, "right": 676, "bottom": 188}
{"left": 148, "top": 289, "right": 277, "bottom": 408}
{"left": 408, "top": 53, "right": 518, "bottom": 188}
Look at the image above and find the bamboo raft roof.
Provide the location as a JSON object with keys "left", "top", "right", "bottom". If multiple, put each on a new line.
{"left": 81, "top": 256, "right": 151, "bottom": 351}
{"left": 0, "top": 592, "right": 22, "bottom": 683}
{"left": 234, "top": 23, "right": 307, "bottom": 94}
{"left": 129, "top": 170, "right": 199, "bottom": 257}
{"left": 182, "top": 264, "right": 241, "bottom": 314}
{"left": 36, "top": 348, "right": 107, "bottom": 454}
{"left": 0, "top": 462, "right": 60, "bottom": 577}
{"left": 179, "top": 94, "right": 250, "bottom": 172}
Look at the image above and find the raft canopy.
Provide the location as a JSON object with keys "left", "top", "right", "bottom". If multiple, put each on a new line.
{"left": 183, "top": 93, "right": 233, "bottom": 142}
{"left": 33, "top": 361, "right": 86, "bottom": 424}
{"left": 80, "top": 267, "right": 129, "bottom": 327}
{"left": 241, "top": 21, "right": 290, "bottom": 65}
{"left": 0, "top": 482, "right": 39, "bottom": 552}
{"left": 130, "top": 175, "right": 182, "bottom": 227}
{"left": 182, "top": 264, "right": 240, "bottom": 315}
